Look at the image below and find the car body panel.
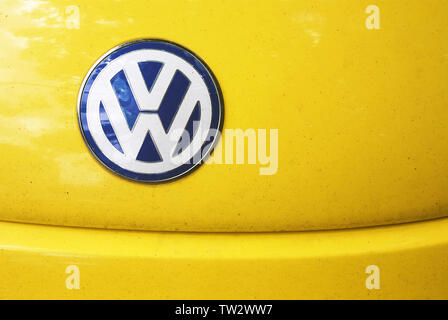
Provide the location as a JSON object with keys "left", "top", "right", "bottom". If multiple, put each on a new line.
{"left": 1, "top": 218, "right": 448, "bottom": 299}
{"left": 0, "top": 0, "right": 447, "bottom": 232}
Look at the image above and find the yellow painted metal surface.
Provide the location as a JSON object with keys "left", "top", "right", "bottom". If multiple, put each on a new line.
{"left": 1, "top": 218, "right": 448, "bottom": 299}
{"left": 0, "top": 0, "right": 447, "bottom": 232}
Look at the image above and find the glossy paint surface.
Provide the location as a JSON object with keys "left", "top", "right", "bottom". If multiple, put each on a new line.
{"left": 1, "top": 218, "right": 448, "bottom": 299}
{"left": 0, "top": 0, "right": 447, "bottom": 231}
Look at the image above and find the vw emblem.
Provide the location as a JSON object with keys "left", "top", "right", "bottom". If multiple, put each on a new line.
{"left": 78, "top": 40, "right": 223, "bottom": 182}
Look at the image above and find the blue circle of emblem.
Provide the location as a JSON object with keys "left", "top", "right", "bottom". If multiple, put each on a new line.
{"left": 78, "top": 40, "right": 223, "bottom": 183}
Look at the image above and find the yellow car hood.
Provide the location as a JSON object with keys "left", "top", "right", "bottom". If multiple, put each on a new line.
{"left": 0, "top": 0, "right": 447, "bottom": 232}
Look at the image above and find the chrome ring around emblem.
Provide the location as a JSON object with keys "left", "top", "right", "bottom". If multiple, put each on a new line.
{"left": 77, "top": 39, "right": 224, "bottom": 183}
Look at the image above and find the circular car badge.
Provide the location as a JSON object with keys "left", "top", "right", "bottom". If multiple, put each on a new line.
{"left": 78, "top": 40, "right": 223, "bottom": 183}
